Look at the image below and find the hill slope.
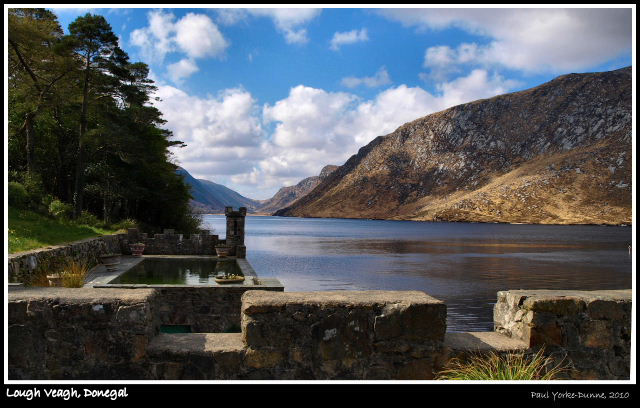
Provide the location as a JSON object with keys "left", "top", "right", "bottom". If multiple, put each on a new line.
{"left": 275, "top": 67, "right": 632, "bottom": 225}
{"left": 177, "top": 168, "right": 259, "bottom": 213}
{"left": 257, "top": 165, "right": 338, "bottom": 214}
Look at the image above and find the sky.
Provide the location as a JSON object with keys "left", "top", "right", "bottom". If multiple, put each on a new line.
{"left": 47, "top": 6, "right": 634, "bottom": 200}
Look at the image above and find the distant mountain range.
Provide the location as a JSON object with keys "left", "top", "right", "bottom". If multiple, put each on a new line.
{"left": 176, "top": 167, "right": 259, "bottom": 213}
{"left": 256, "top": 165, "right": 338, "bottom": 214}
{"left": 275, "top": 67, "right": 632, "bottom": 225}
{"left": 177, "top": 165, "right": 338, "bottom": 214}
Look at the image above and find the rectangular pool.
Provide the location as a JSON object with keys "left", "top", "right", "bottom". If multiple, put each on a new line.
{"left": 108, "top": 257, "right": 245, "bottom": 285}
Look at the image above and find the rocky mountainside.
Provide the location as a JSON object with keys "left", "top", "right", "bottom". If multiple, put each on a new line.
{"left": 257, "top": 165, "right": 338, "bottom": 214}
{"left": 177, "top": 168, "right": 259, "bottom": 213}
{"left": 275, "top": 67, "right": 632, "bottom": 225}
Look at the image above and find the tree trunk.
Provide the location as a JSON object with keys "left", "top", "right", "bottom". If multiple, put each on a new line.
{"left": 73, "top": 55, "right": 91, "bottom": 218}
{"left": 24, "top": 112, "right": 35, "bottom": 174}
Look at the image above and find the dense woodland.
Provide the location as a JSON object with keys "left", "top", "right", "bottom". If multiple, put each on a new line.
{"left": 8, "top": 9, "right": 200, "bottom": 233}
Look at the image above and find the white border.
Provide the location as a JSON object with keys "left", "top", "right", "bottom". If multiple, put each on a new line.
{"left": 4, "top": 3, "right": 636, "bottom": 387}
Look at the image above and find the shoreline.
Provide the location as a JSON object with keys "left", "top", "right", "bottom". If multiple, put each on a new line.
{"left": 199, "top": 212, "right": 631, "bottom": 227}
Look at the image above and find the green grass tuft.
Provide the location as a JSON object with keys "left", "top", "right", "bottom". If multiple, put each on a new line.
{"left": 8, "top": 206, "right": 122, "bottom": 254}
{"left": 437, "top": 348, "right": 570, "bottom": 380}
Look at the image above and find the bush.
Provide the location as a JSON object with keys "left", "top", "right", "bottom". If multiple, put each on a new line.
{"left": 21, "top": 172, "right": 46, "bottom": 208}
{"left": 75, "top": 210, "right": 102, "bottom": 227}
{"left": 48, "top": 199, "right": 73, "bottom": 219}
{"left": 41, "top": 194, "right": 55, "bottom": 209}
{"left": 436, "top": 348, "right": 570, "bottom": 380}
{"left": 8, "top": 182, "right": 29, "bottom": 208}
{"left": 110, "top": 218, "right": 137, "bottom": 231}
{"left": 60, "top": 259, "right": 89, "bottom": 288}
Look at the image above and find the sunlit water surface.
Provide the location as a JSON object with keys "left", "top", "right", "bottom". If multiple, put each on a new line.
{"left": 202, "top": 215, "right": 632, "bottom": 332}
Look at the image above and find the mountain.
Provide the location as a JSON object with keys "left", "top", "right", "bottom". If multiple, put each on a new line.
{"left": 275, "top": 67, "right": 632, "bottom": 225}
{"left": 256, "top": 165, "right": 338, "bottom": 214}
{"left": 177, "top": 167, "right": 259, "bottom": 213}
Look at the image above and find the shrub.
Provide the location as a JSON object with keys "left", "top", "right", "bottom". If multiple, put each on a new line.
{"left": 75, "top": 210, "right": 101, "bottom": 227}
{"left": 48, "top": 199, "right": 73, "bottom": 219}
{"left": 110, "top": 218, "right": 137, "bottom": 231}
{"left": 21, "top": 172, "right": 46, "bottom": 208}
{"left": 8, "top": 182, "right": 29, "bottom": 209}
{"left": 60, "top": 259, "right": 89, "bottom": 288}
{"left": 436, "top": 348, "right": 570, "bottom": 380}
{"left": 41, "top": 194, "right": 55, "bottom": 208}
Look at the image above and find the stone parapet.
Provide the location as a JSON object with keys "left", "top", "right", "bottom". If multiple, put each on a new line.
{"left": 240, "top": 290, "right": 447, "bottom": 379}
{"left": 147, "top": 285, "right": 284, "bottom": 333}
{"left": 493, "top": 289, "right": 632, "bottom": 379}
{"left": 124, "top": 228, "right": 219, "bottom": 256}
{"left": 8, "top": 288, "right": 632, "bottom": 380}
{"left": 8, "top": 287, "right": 157, "bottom": 380}
{"left": 8, "top": 234, "right": 127, "bottom": 284}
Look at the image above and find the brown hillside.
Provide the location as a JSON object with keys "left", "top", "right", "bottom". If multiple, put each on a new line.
{"left": 275, "top": 67, "right": 632, "bottom": 225}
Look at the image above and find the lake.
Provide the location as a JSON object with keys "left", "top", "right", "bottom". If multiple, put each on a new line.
{"left": 201, "top": 215, "right": 632, "bottom": 332}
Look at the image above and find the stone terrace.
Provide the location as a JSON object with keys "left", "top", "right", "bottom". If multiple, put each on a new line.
{"left": 7, "top": 287, "right": 632, "bottom": 380}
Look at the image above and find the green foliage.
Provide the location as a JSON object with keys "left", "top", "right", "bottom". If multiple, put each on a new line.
{"left": 110, "top": 218, "right": 137, "bottom": 231}
{"left": 21, "top": 172, "right": 46, "bottom": 208}
{"left": 75, "top": 210, "right": 102, "bottom": 227}
{"left": 8, "top": 182, "right": 29, "bottom": 208}
{"left": 8, "top": 10, "right": 200, "bottom": 235}
{"left": 436, "top": 348, "right": 570, "bottom": 380}
{"left": 8, "top": 206, "right": 119, "bottom": 254}
{"left": 48, "top": 199, "right": 73, "bottom": 219}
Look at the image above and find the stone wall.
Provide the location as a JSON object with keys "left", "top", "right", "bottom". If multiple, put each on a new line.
{"left": 239, "top": 290, "right": 447, "bottom": 379}
{"left": 494, "top": 289, "right": 632, "bottom": 380}
{"left": 8, "top": 234, "right": 127, "bottom": 284}
{"left": 8, "top": 288, "right": 632, "bottom": 380}
{"left": 148, "top": 290, "right": 448, "bottom": 380}
{"left": 135, "top": 285, "right": 284, "bottom": 333}
{"left": 8, "top": 226, "right": 239, "bottom": 284}
{"left": 124, "top": 229, "right": 220, "bottom": 256}
{"left": 8, "top": 287, "right": 157, "bottom": 380}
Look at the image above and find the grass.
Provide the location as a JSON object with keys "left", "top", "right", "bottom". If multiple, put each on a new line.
{"left": 8, "top": 206, "right": 121, "bottom": 254}
{"left": 436, "top": 348, "right": 570, "bottom": 380}
{"left": 60, "top": 260, "right": 90, "bottom": 288}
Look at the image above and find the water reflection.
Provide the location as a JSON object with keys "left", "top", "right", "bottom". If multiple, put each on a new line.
{"left": 202, "top": 215, "right": 631, "bottom": 332}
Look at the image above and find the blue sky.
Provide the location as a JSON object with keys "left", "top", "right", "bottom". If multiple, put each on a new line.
{"left": 49, "top": 7, "right": 633, "bottom": 199}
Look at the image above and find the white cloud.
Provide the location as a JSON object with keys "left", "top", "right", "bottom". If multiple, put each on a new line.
{"left": 263, "top": 86, "right": 357, "bottom": 149}
{"left": 330, "top": 28, "right": 369, "bottom": 50}
{"left": 422, "top": 43, "right": 480, "bottom": 80}
{"left": 155, "top": 69, "right": 518, "bottom": 199}
{"left": 129, "top": 10, "right": 228, "bottom": 84}
{"left": 435, "top": 69, "right": 521, "bottom": 108}
{"left": 152, "top": 85, "right": 265, "bottom": 193}
{"left": 379, "top": 8, "right": 632, "bottom": 73}
{"left": 341, "top": 66, "right": 392, "bottom": 89}
{"left": 167, "top": 58, "right": 199, "bottom": 84}
{"left": 217, "top": 8, "right": 321, "bottom": 44}
{"left": 174, "top": 13, "right": 229, "bottom": 59}
{"left": 215, "top": 8, "right": 248, "bottom": 26}
{"left": 130, "top": 10, "right": 176, "bottom": 63}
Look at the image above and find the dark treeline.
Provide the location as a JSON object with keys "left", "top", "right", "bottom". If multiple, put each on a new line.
{"left": 8, "top": 9, "right": 200, "bottom": 233}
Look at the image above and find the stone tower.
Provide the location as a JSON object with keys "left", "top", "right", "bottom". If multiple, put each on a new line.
{"left": 225, "top": 207, "right": 246, "bottom": 258}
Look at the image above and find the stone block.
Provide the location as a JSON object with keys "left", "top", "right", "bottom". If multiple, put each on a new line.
{"left": 523, "top": 296, "right": 585, "bottom": 315}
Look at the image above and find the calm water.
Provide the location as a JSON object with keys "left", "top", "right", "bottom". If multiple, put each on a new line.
{"left": 109, "top": 258, "right": 242, "bottom": 285}
{"left": 202, "top": 215, "right": 632, "bottom": 332}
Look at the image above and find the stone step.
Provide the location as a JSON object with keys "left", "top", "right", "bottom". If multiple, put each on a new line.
{"left": 146, "top": 333, "right": 245, "bottom": 380}
{"left": 444, "top": 331, "right": 529, "bottom": 354}
{"left": 148, "top": 332, "right": 245, "bottom": 356}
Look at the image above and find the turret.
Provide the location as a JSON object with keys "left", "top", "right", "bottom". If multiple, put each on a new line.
{"left": 224, "top": 207, "right": 246, "bottom": 257}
